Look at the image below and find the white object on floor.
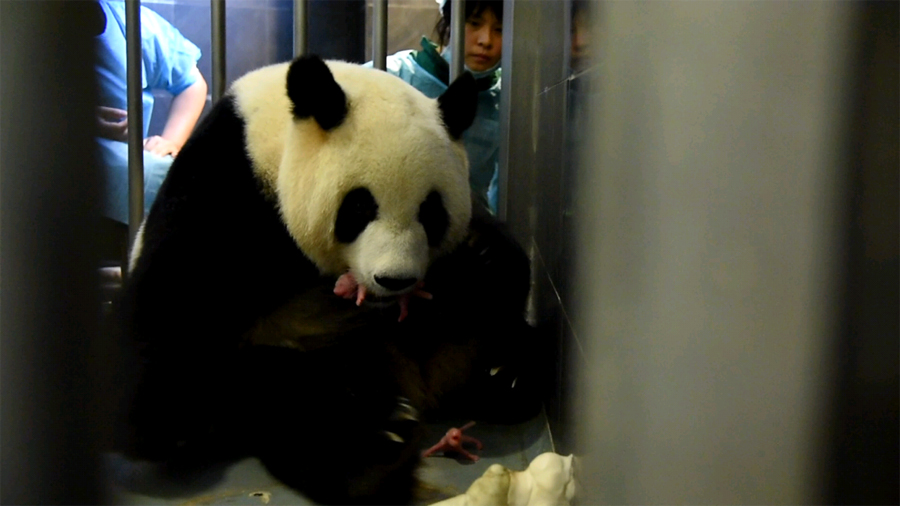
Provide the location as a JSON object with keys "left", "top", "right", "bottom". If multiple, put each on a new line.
{"left": 429, "top": 452, "right": 576, "bottom": 506}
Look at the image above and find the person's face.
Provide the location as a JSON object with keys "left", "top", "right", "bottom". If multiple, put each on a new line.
{"left": 464, "top": 8, "right": 502, "bottom": 72}
{"left": 570, "top": 8, "right": 590, "bottom": 71}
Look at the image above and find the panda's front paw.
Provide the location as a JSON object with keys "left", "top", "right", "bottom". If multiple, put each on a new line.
{"left": 382, "top": 396, "right": 419, "bottom": 444}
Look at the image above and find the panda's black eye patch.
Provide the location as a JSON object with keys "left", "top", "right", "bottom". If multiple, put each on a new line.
{"left": 335, "top": 188, "right": 378, "bottom": 243}
{"left": 418, "top": 191, "right": 449, "bottom": 247}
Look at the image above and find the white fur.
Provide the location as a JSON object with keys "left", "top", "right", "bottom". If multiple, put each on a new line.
{"left": 232, "top": 60, "right": 472, "bottom": 295}
{"left": 344, "top": 220, "right": 430, "bottom": 296}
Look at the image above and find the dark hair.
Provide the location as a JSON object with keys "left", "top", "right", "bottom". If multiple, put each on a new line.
{"left": 435, "top": 0, "right": 503, "bottom": 48}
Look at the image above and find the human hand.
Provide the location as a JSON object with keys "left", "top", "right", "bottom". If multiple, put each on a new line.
{"left": 143, "top": 135, "right": 181, "bottom": 158}
{"left": 97, "top": 106, "right": 128, "bottom": 141}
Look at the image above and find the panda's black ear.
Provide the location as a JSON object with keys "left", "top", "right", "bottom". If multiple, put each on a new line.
{"left": 438, "top": 72, "right": 478, "bottom": 139}
{"left": 286, "top": 55, "right": 348, "bottom": 131}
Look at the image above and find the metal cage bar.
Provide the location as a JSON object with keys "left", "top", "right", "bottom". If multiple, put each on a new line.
{"left": 125, "top": 0, "right": 144, "bottom": 245}
{"left": 496, "top": 0, "right": 512, "bottom": 221}
{"left": 449, "top": 0, "right": 465, "bottom": 81}
{"left": 294, "top": 0, "right": 308, "bottom": 56}
{"left": 211, "top": 0, "right": 226, "bottom": 103}
{"left": 372, "top": 0, "right": 388, "bottom": 70}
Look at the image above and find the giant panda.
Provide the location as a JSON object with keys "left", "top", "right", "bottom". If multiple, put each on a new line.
{"left": 116, "top": 55, "right": 540, "bottom": 505}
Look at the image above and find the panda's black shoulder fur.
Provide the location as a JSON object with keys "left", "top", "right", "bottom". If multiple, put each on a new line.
{"left": 126, "top": 96, "right": 320, "bottom": 345}
{"left": 117, "top": 95, "right": 325, "bottom": 464}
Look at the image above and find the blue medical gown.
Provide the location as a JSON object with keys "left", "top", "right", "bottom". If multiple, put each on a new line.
{"left": 95, "top": 0, "right": 201, "bottom": 223}
{"left": 368, "top": 49, "right": 501, "bottom": 214}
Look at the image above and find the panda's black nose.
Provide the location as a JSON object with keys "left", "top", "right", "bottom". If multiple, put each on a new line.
{"left": 374, "top": 276, "right": 418, "bottom": 292}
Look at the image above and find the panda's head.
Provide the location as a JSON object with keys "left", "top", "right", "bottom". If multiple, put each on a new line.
{"left": 237, "top": 56, "right": 478, "bottom": 298}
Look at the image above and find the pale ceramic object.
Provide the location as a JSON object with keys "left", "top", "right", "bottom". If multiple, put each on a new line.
{"left": 430, "top": 452, "right": 577, "bottom": 506}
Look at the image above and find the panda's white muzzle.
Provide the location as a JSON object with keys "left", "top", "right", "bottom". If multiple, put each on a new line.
{"left": 345, "top": 221, "right": 429, "bottom": 298}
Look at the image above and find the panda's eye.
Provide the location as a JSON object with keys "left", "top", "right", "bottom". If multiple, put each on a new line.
{"left": 418, "top": 191, "right": 449, "bottom": 247}
{"left": 335, "top": 187, "right": 378, "bottom": 243}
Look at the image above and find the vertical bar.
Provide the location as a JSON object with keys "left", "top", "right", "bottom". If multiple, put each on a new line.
{"left": 372, "top": 0, "right": 388, "bottom": 70}
{"left": 496, "top": 0, "right": 513, "bottom": 221}
{"left": 293, "top": 0, "right": 308, "bottom": 57}
{"left": 1, "top": 2, "right": 104, "bottom": 500}
{"left": 575, "top": 2, "right": 860, "bottom": 504}
{"left": 211, "top": 0, "right": 226, "bottom": 103}
{"left": 125, "top": 0, "right": 144, "bottom": 245}
{"left": 563, "top": 0, "right": 573, "bottom": 77}
{"left": 449, "top": 0, "right": 465, "bottom": 81}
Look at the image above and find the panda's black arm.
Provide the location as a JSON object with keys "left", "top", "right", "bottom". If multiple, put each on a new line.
{"left": 117, "top": 96, "right": 323, "bottom": 460}
{"left": 401, "top": 207, "right": 543, "bottom": 424}
{"left": 425, "top": 206, "right": 531, "bottom": 322}
{"left": 123, "top": 96, "right": 322, "bottom": 346}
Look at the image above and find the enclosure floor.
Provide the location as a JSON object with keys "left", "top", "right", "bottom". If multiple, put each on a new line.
{"left": 106, "top": 410, "right": 554, "bottom": 505}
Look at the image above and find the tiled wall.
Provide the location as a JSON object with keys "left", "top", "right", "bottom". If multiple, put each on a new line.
{"left": 501, "top": 0, "right": 596, "bottom": 455}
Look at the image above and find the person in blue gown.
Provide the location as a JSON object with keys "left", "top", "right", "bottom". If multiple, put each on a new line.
{"left": 94, "top": 0, "right": 208, "bottom": 224}
{"left": 369, "top": 0, "right": 503, "bottom": 215}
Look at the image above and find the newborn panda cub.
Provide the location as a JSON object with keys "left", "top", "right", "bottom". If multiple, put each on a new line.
{"left": 119, "top": 55, "right": 536, "bottom": 505}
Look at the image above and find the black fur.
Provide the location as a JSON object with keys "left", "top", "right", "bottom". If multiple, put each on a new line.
{"left": 374, "top": 275, "right": 418, "bottom": 291}
{"left": 437, "top": 72, "right": 478, "bottom": 139}
{"left": 119, "top": 96, "right": 321, "bottom": 462}
{"left": 414, "top": 205, "right": 542, "bottom": 423}
{"left": 287, "top": 55, "right": 348, "bottom": 131}
{"left": 418, "top": 190, "right": 450, "bottom": 247}
{"left": 117, "top": 75, "right": 539, "bottom": 505}
{"left": 335, "top": 187, "right": 379, "bottom": 243}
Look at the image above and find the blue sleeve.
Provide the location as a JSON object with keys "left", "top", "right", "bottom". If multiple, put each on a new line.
{"left": 140, "top": 5, "right": 202, "bottom": 95}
